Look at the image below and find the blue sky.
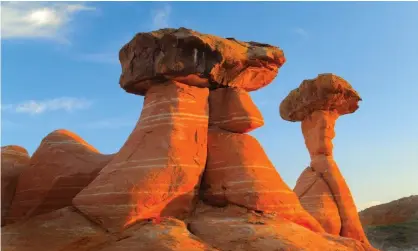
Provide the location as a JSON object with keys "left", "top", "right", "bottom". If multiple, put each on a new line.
{"left": 1, "top": 1, "right": 417, "bottom": 210}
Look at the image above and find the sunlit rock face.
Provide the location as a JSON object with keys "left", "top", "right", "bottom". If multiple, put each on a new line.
{"left": 281, "top": 73, "right": 372, "bottom": 246}
{"left": 73, "top": 81, "right": 209, "bottom": 232}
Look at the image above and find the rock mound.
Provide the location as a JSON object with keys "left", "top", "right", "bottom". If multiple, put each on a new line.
{"left": 5, "top": 130, "right": 113, "bottom": 225}
{"left": 360, "top": 195, "right": 418, "bottom": 226}
{"left": 1, "top": 145, "right": 30, "bottom": 225}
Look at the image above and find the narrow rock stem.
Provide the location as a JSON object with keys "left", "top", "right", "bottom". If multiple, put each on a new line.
{"left": 302, "top": 110, "right": 370, "bottom": 245}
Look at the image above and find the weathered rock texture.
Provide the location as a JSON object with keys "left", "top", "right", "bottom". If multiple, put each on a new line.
{"left": 209, "top": 88, "right": 264, "bottom": 133}
{"left": 5, "top": 130, "right": 112, "bottom": 225}
{"left": 1, "top": 145, "right": 30, "bottom": 226}
{"left": 201, "top": 128, "right": 325, "bottom": 233}
{"left": 188, "top": 202, "right": 377, "bottom": 251}
{"left": 1, "top": 207, "right": 110, "bottom": 251}
{"left": 281, "top": 74, "right": 371, "bottom": 246}
{"left": 119, "top": 27, "right": 285, "bottom": 95}
{"left": 73, "top": 81, "right": 209, "bottom": 233}
{"left": 294, "top": 166, "right": 341, "bottom": 235}
{"left": 279, "top": 73, "right": 361, "bottom": 122}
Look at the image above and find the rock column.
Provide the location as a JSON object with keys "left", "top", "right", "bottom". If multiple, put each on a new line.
{"left": 201, "top": 88, "right": 325, "bottom": 233}
{"left": 280, "top": 73, "right": 372, "bottom": 245}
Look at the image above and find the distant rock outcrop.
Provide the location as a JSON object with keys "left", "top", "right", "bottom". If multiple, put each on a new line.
{"left": 5, "top": 130, "right": 113, "bottom": 225}
{"left": 280, "top": 74, "right": 372, "bottom": 246}
{"left": 359, "top": 195, "right": 418, "bottom": 226}
{"left": 1, "top": 145, "right": 30, "bottom": 226}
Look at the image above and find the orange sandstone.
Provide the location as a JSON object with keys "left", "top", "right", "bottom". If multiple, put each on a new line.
{"left": 209, "top": 88, "right": 264, "bottom": 133}
{"left": 5, "top": 130, "right": 112, "bottom": 225}
{"left": 73, "top": 81, "right": 209, "bottom": 232}
{"left": 1, "top": 145, "right": 30, "bottom": 226}
{"left": 201, "top": 128, "right": 325, "bottom": 233}
{"left": 280, "top": 73, "right": 371, "bottom": 246}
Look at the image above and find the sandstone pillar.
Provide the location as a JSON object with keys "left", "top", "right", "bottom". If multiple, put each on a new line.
{"left": 280, "top": 73, "right": 372, "bottom": 246}
{"left": 73, "top": 27, "right": 287, "bottom": 232}
{"left": 73, "top": 81, "right": 209, "bottom": 232}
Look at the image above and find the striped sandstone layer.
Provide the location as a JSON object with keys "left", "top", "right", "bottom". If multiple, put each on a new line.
{"left": 281, "top": 74, "right": 372, "bottom": 247}
{"left": 294, "top": 166, "right": 341, "bottom": 235}
{"left": 5, "top": 130, "right": 113, "bottom": 225}
{"left": 209, "top": 88, "right": 264, "bottom": 133}
{"left": 119, "top": 27, "right": 286, "bottom": 95}
{"left": 201, "top": 128, "right": 325, "bottom": 233}
{"left": 188, "top": 202, "right": 377, "bottom": 251}
{"left": 1, "top": 145, "right": 30, "bottom": 226}
{"left": 73, "top": 81, "right": 209, "bottom": 232}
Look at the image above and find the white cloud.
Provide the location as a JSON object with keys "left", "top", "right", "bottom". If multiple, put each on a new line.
{"left": 1, "top": 2, "right": 96, "bottom": 41}
{"left": 358, "top": 200, "right": 382, "bottom": 211}
{"left": 2, "top": 97, "right": 92, "bottom": 115}
{"left": 84, "top": 118, "right": 135, "bottom": 129}
{"left": 293, "top": 27, "right": 309, "bottom": 39}
{"left": 151, "top": 4, "right": 171, "bottom": 30}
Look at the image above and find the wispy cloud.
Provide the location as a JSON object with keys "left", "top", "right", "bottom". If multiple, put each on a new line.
{"left": 2, "top": 97, "right": 92, "bottom": 115}
{"left": 1, "top": 2, "right": 96, "bottom": 42}
{"left": 151, "top": 4, "right": 171, "bottom": 30}
{"left": 293, "top": 27, "right": 309, "bottom": 39}
{"left": 83, "top": 118, "right": 135, "bottom": 129}
{"left": 358, "top": 200, "right": 382, "bottom": 211}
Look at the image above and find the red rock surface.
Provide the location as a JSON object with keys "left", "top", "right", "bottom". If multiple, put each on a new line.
{"left": 188, "top": 202, "right": 377, "bottom": 251}
{"left": 1, "top": 145, "right": 30, "bottom": 226}
{"left": 294, "top": 166, "right": 342, "bottom": 235}
{"left": 73, "top": 81, "right": 209, "bottom": 233}
{"left": 119, "top": 27, "right": 285, "bottom": 95}
{"left": 359, "top": 195, "right": 418, "bottom": 226}
{"left": 279, "top": 73, "right": 361, "bottom": 122}
{"left": 5, "top": 130, "right": 112, "bottom": 225}
{"left": 100, "top": 218, "right": 218, "bottom": 251}
{"left": 280, "top": 74, "right": 372, "bottom": 247}
{"left": 201, "top": 128, "right": 325, "bottom": 233}
{"left": 1, "top": 207, "right": 110, "bottom": 251}
{"left": 209, "top": 88, "right": 264, "bottom": 133}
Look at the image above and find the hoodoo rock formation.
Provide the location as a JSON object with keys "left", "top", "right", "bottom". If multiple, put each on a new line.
{"left": 280, "top": 74, "right": 371, "bottom": 245}
{"left": 2, "top": 28, "right": 380, "bottom": 251}
{"left": 1, "top": 145, "right": 30, "bottom": 225}
{"left": 73, "top": 27, "right": 291, "bottom": 233}
{"left": 5, "top": 130, "right": 113, "bottom": 225}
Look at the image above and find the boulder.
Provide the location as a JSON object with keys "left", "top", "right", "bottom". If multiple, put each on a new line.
{"left": 119, "top": 27, "right": 285, "bottom": 95}
{"left": 5, "top": 130, "right": 112, "bottom": 225}
{"left": 201, "top": 128, "right": 325, "bottom": 233}
{"left": 209, "top": 88, "right": 264, "bottom": 133}
{"left": 1, "top": 145, "right": 30, "bottom": 225}
{"left": 279, "top": 73, "right": 361, "bottom": 122}
{"left": 73, "top": 81, "right": 209, "bottom": 233}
